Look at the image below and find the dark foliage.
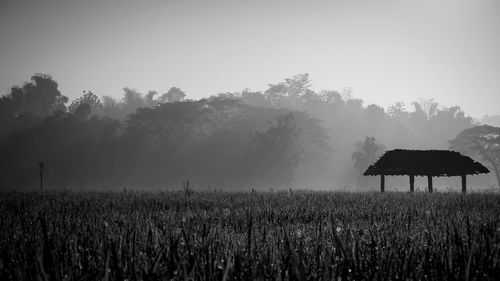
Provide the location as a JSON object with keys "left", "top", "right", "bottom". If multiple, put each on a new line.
{"left": 0, "top": 74, "right": 68, "bottom": 139}
{"left": 0, "top": 73, "right": 492, "bottom": 190}
{"left": 0, "top": 94, "right": 330, "bottom": 189}
{"left": 0, "top": 111, "right": 121, "bottom": 188}
{"left": 450, "top": 125, "right": 500, "bottom": 188}
{"left": 352, "top": 137, "right": 385, "bottom": 189}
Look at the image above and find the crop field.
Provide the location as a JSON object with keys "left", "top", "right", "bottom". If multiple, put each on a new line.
{"left": 1, "top": 191, "right": 500, "bottom": 281}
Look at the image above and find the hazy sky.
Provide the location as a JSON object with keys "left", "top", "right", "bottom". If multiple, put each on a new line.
{"left": 1, "top": 0, "right": 499, "bottom": 118}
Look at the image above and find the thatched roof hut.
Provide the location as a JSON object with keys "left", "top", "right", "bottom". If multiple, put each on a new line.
{"left": 364, "top": 149, "right": 489, "bottom": 193}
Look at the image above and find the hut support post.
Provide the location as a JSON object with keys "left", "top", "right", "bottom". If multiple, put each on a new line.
{"left": 427, "top": 176, "right": 433, "bottom": 193}
{"left": 409, "top": 175, "right": 415, "bottom": 192}
{"left": 380, "top": 175, "right": 385, "bottom": 192}
{"left": 461, "top": 175, "right": 466, "bottom": 194}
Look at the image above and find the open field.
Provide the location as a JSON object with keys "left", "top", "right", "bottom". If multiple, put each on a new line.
{"left": 1, "top": 191, "right": 499, "bottom": 280}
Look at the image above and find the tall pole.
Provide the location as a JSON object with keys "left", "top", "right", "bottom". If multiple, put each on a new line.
{"left": 38, "top": 162, "right": 44, "bottom": 192}
{"left": 427, "top": 175, "right": 433, "bottom": 193}
{"left": 380, "top": 175, "right": 385, "bottom": 192}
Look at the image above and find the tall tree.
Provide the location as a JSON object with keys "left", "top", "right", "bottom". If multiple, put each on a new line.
{"left": 0, "top": 74, "right": 68, "bottom": 116}
{"left": 160, "top": 87, "right": 186, "bottom": 103}
{"left": 265, "top": 73, "right": 313, "bottom": 107}
{"left": 69, "top": 91, "right": 102, "bottom": 114}
{"left": 352, "top": 137, "right": 385, "bottom": 189}
{"left": 0, "top": 73, "right": 68, "bottom": 137}
{"left": 247, "top": 113, "right": 302, "bottom": 186}
{"left": 387, "top": 101, "right": 407, "bottom": 118}
{"left": 449, "top": 125, "right": 500, "bottom": 188}
{"left": 125, "top": 100, "right": 208, "bottom": 149}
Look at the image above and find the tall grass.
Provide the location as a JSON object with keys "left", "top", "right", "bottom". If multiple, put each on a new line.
{"left": 0, "top": 191, "right": 499, "bottom": 280}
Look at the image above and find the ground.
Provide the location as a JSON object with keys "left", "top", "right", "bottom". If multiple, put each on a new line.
{"left": 1, "top": 190, "right": 499, "bottom": 280}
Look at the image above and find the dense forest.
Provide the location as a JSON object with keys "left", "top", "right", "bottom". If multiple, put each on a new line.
{"left": 0, "top": 73, "right": 498, "bottom": 190}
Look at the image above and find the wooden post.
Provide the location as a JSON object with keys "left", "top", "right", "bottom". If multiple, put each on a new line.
{"left": 380, "top": 175, "right": 385, "bottom": 192}
{"left": 427, "top": 175, "right": 433, "bottom": 193}
{"left": 461, "top": 175, "right": 466, "bottom": 194}
{"left": 409, "top": 174, "right": 415, "bottom": 192}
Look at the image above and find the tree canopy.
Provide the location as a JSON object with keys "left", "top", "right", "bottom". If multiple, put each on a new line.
{"left": 450, "top": 125, "right": 500, "bottom": 188}
{"left": 0, "top": 73, "right": 491, "bottom": 190}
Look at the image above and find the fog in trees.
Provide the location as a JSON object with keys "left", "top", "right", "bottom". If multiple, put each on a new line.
{"left": 0, "top": 73, "right": 498, "bottom": 191}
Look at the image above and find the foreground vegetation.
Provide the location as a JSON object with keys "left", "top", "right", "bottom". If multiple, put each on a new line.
{"left": 1, "top": 191, "right": 499, "bottom": 280}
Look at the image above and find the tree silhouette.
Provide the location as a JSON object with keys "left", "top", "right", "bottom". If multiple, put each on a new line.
{"left": 247, "top": 113, "right": 302, "bottom": 186}
{"left": 0, "top": 73, "right": 487, "bottom": 190}
{"left": 160, "top": 87, "right": 186, "bottom": 103}
{"left": 265, "top": 73, "right": 313, "bottom": 107}
{"left": 450, "top": 125, "right": 500, "bottom": 188}
{"left": 69, "top": 91, "right": 102, "bottom": 114}
{"left": 320, "top": 90, "right": 344, "bottom": 106}
{"left": 73, "top": 103, "right": 92, "bottom": 121}
{"left": 125, "top": 100, "right": 208, "bottom": 150}
{"left": 387, "top": 101, "right": 407, "bottom": 118}
{"left": 0, "top": 73, "right": 68, "bottom": 137}
{"left": 352, "top": 137, "right": 385, "bottom": 189}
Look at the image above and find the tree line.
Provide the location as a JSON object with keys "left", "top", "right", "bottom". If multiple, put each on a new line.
{"left": 0, "top": 73, "right": 498, "bottom": 190}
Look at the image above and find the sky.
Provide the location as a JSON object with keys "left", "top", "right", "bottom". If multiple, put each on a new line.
{"left": 1, "top": 0, "right": 499, "bottom": 118}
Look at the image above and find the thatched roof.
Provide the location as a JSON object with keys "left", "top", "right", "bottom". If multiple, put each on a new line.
{"left": 364, "top": 149, "right": 489, "bottom": 177}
